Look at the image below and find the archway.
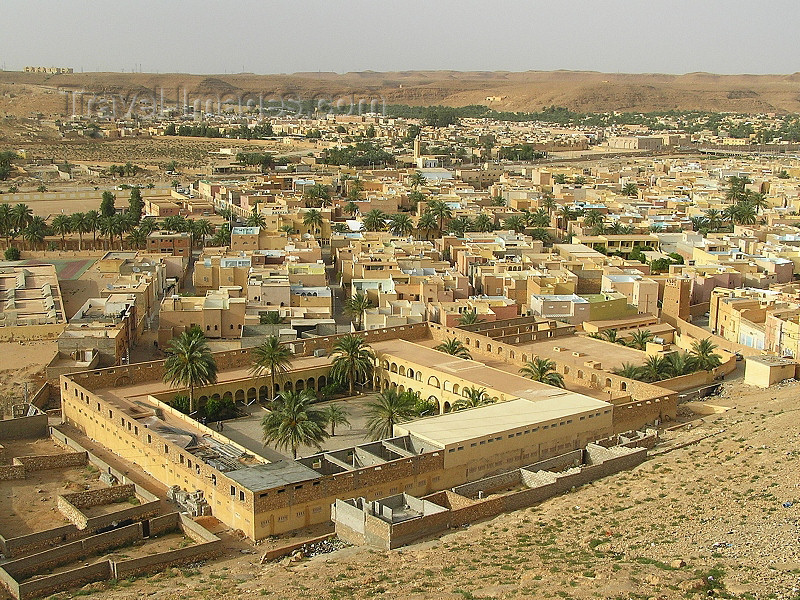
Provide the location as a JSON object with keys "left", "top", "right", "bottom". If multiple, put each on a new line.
{"left": 399, "top": 366, "right": 406, "bottom": 376}
{"left": 317, "top": 375, "right": 327, "bottom": 389}
{"left": 307, "top": 377, "right": 315, "bottom": 391}
{"left": 428, "top": 376, "right": 440, "bottom": 388}
{"left": 296, "top": 379, "right": 305, "bottom": 391}
{"left": 407, "top": 368, "right": 415, "bottom": 379}
{"left": 234, "top": 389, "right": 245, "bottom": 403}
{"left": 443, "top": 401, "right": 452, "bottom": 413}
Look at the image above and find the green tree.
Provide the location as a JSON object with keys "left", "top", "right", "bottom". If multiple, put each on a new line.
{"left": 163, "top": 326, "right": 218, "bottom": 414}
{"left": 622, "top": 182, "right": 639, "bottom": 197}
{"left": 502, "top": 215, "right": 525, "bottom": 233}
{"left": 665, "top": 351, "right": 698, "bottom": 377}
{"left": 473, "top": 213, "right": 494, "bottom": 232}
{"left": 303, "top": 209, "right": 324, "bottom": 235}
{"left": 85, "top": 210, "right": 100, "bottom": 248}
{"left": 4, "top": 246, "right": 20, "bottom": 261}
{"left": 0, "top": 203, "right": 11, "bottom": 247}
{"left": 261, "top": 390, "right": 328, "bottom": 459}
{"left": 51, "top": 214, "right": 72, "bottom": 250}
{"left": 601, "top": 329, "right": 620, "bottom": 344}
{"left": 126, "top": 227, "right": 148, "bottom": 250}
{"left": 553, "top": 173, "right": 567, "bottom": 185}
{"left": 100, "top": 191, "right": 116, "bottom": 218}
{"left": 614, "top": 362, "right": 643, "bottom": 380}
{"left": 417, "top": 212, "right": 437, "bottom": 239}
{"left": 453, "top": 387, "right": 494, "bottom": 411}
{"left": 584, "top": 209, "right": 604, "bottom": 229}
{"left": 519, "top": 357, "right": 565, "bottom": 388}
{"left": 458, "top": 310, "right": 482, "bottom": 326}
{"left": 330, "top": 335, "right": 375, "bottom": 396}
{"left": 128, "top": 187, "right": 144, "bottom": 223}
{"left": 322, "top": 404, "right": 350, "bottom": 436}
{"left": 639, "top": 355, "right": 671, "bottom": 382}
{"left": 628, "top": 329, "right": 654, "bottom": 350}
{"left": 11, "top": 203, "right": 32, "bottom": 233}
{"left": 344, "top": 201, "right": 360, "bottom": 217}
{"left": 70, "top": 212, "right": 88, "bottom": 251}
{"left": 362, "top": 209, "right": 387, "bottom": 232}
{"left": 409, "top": 171, "right": 427, "bottom": 189}
{"left": 259, "top": 311, "right": 285, "bottom": 325}
{"left": 246, "top": 209, "right": 267, "bottom": 228}
{"left": 344, "top": 291, "right": 374, "bottom": 330}
{"left": 426, "top": 198, "right": 452, "bottom": 233}
{"left": 365, "top": 388, "right": 417, "bottom": 440}
{"left": 251, "top": 335, "right": 293, "bottom": 402}
{"left": 691, "top": 338, "right": 722, "bottom": 371}
{"left": 434, "top": 337, "right": 471, "bottom": 359}
{"left": 388, "top": 213, "right": 414, "bottom": 236}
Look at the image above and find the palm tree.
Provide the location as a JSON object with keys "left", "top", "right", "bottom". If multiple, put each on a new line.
{"left": 261, "top": 390, "right": 328, "bottom": 459}
{"left": 527, "top": 208, "right": 551, "bottom": 228}
{"left": 726, "top": 175, "right": 750, "bottom": 203}
{"left": 691, "top": 338, "right": 722, "bottom": 371}
{"left": 600, "top": 329, "right": 620, "bottom": 344}
{"left": 163, "top": 326, "right": 218, "bottom": 414}
{"left": 502, "top": 215, "right": 525, "bottom": 233}
{"left": 330, "top": 335, "right": 375, "bottom": 396}
{"left": 690, "top": 216, "right": 708, "bottom": 232}
{"left": 665, "top": 351, "right": 698, "bottom": 377}
{"left": 557, "top": 205, "right": 574, "bottom": 232}
{"left": 519, "top": 357, "right": 565, "bottom": 388}
{"left": 734, "top": 202, "right": 757, "bottom": 225}
{"left": 584, "top": 209, "right": 604, "bottom": 230}
{"left": 458, "top": 310, "right": 481, "bottom": 326}
{"left": 365, "top": 388, "right": 417, "bottom": 440}
{"left": 426, "top": 198, "right": 452, "bottom": 233}
{"left": 388, "top": 213, "right": 413, "bottom": 236}
{"left": 246, "top": 209, "right": 266, "bottom": 228}
{"left": 303, "top": 209, "right": 324, "bottom": 235}
{"left": 192, "top": 219, "right": 212, "bottom": 247}
{"left": 434, "top": 337, "right": 471, "bottom": 359}
{"left": 51, "top": 214, "right": 72, "bottom": 250}
{"left": 614, "top": 362, "right": 643, "bottom": 380}
{"left": 126, "top": 227, "right": 148, "bottom": 250}
{"left": 322, "top": 404, "right": 350, "bottom": 436}
{"left": 704, "top": 209, "right": 722, "bottom": 232}
{"left": 409, "top": 171, "right": 427, "bottom": 189}
{"left": 344, "top": 291, "right": 374, "bottom": 330}
{"left": 251, "top": 335, "right": 293, "bottom": 402}
{"left": 22, "top": 217, "right": 47, "bottom": 250}
{"left": 453, "top": 387, "right": 494, "bottom": 410}
{"left": 621, "top": 182, "right": 638, "bottom": 197}
{"left": 11, "top": 203, "right": 32, "bottom": 234}
{"left": 85, "top": 210, "right": 100, "bottom": 248}
{"left": 628, "top": 329, "right": 654, "bottom": 350}
{"left": 447, "top": 216, "right": 472, "bottom": 237}
{"left": 530, "top": 228, "right": 551, "bottom": 243}
{"left": 70, "top": 212, "right": 88, "bottom": 251}
{"left": 417, "top": 212, "right": 437, "bottom": 239}
{"left": 746, "top": 191, "right": 769, "bottom": 214}
{"left": 473, "top": 213, "right": 494, "bottom": 232}
{"left": 541, "top": 194, "right": 557, "bottom": 214}
{"left": 210, "top": 223, "right": 232, "bottom": 247}
{"left": 639, "top": 355, "right": 670, "bottom": 382}
{"left": 362, "top": 209, "right": 387, "bottom": 232}
{"left": 0, "top": 203, "right": 11, "bottom": 247}
{"left": 344, "top": 201, "right": 360, "bottom": 217}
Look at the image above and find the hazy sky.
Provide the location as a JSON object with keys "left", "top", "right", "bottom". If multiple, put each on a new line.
{"left": 2, "top": 0, "right": 798, "bottom": 75}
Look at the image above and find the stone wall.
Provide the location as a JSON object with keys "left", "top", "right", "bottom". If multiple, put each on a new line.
{"left": 15, "top": 562, "right": 111, "bottom": 600}
{"left": 2, "top": 524, "right": 142, "bottom": 580}
{"left": 335, "top": 443, "right": 650, "bottom": 550}
{"left": 0, "top": 465, "right": 26, "bottom": 481}
{"left": 0, "top": 414, "right": 48, "bottom": 440}
{"left": 13, "top": 452, "right": 87, "bottom": 472}
{"left": 0, "top": 514, "right": 220, "bottom": 600}
{"left": 60, "top": 484, "right": 136, "bottom": 509}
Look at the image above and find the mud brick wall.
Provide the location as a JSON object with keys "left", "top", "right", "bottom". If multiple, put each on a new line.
{"left": 83, "top": 501, "right": 161, "bottom": 533}
{"left": 13, "top": 452, "right": 87, "bottom": 472}
{"left": 15, "top": 561, "right": 111, "bottom": 600}
{"left": 179, "top": 514, "right": 220, "bottom": 543}
{"left": 388, "top": 510, "right": 451, "bottom": 549}
{"left": 447, "top": 496, "right": 505, "bottom": 527}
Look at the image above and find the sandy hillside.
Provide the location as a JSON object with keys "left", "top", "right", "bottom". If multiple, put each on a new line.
{"left": 3, "top": 70, "right": 800, "bottom": 116}
{"left": 23, "top": 375, "right": 797, "bottom": 600}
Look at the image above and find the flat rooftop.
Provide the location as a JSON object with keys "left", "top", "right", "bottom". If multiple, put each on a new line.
{"left": 372, "top": 340, "right": 607, "bottom": 402}
{"left": 227, "top": 460, "right": 320, "bottom": 490}
{"left": 397, "top": 396, "right": 610, "bottom": 447}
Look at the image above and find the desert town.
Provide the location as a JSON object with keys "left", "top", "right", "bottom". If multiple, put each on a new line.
{"left": 0, "top": 68, "right": 799, "bottom": 599}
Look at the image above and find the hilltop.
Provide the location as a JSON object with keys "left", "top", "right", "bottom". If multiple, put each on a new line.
{"left": 3, "top": 70, "right": 800, "bottom": 117}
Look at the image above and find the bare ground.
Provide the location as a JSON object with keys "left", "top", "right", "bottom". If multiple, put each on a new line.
{"left": 24, "top": 376, "right": 797, "bottom": 600}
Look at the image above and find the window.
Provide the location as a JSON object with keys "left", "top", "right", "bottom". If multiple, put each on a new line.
{"left": 164, "top": 445, "right": 169, "bottom": 453}
{"left": 230, "top": 486, "right": 236, "bottom": 496}
{"left": 239, "top": 491, "right": 245, "bottom": 502}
